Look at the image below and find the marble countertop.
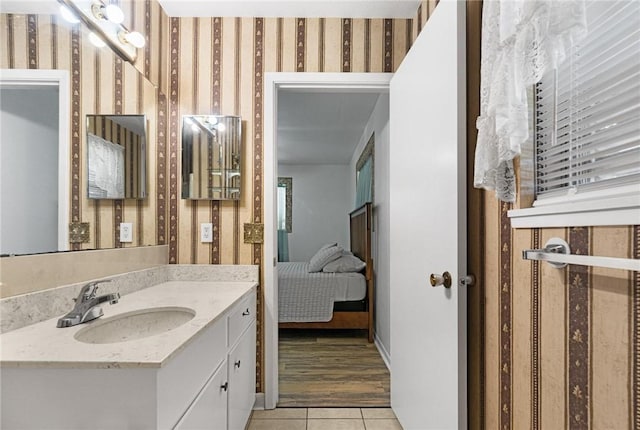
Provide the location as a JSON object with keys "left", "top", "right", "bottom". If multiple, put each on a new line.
{"left": 0, "top": 281, "right": 256, "bottom": 369}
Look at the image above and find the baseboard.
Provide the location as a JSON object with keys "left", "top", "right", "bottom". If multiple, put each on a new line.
{"left": 374, "top": 333, "right": 391, "bottom": 370}
{"left": 253, "top": 392, "right": 265, "bottom": 410}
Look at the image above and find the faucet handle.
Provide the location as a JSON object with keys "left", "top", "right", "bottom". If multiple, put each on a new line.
{"left": 76, "top": 279, "right": 112, "bottom": 302}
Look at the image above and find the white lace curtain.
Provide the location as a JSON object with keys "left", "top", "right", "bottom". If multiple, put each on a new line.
{"left": 474, "top": 0, "right": 587, "bottom": 202}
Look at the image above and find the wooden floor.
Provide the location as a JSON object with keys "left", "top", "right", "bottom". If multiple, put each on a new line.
{"left": 278, "top": 329, "right": 390, "bottom": 407}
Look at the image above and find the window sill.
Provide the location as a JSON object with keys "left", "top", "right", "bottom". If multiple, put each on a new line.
{"left": 508, "top": 194, "right": 640, "bottom": 228}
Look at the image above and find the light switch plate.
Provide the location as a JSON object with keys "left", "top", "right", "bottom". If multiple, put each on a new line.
{"left": 201, "top": 223, "right": 213, "bottom": 243}
{"left": 120, "top": 223, "right": 133, "bottom": 243}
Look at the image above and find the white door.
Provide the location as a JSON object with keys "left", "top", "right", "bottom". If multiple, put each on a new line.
{"left": 389, "top": 1, "right": 467, "bottom": 429}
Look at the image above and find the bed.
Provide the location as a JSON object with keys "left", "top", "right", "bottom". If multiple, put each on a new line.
{"left": 278, "top": 202, "right": 374, "bottom": 343}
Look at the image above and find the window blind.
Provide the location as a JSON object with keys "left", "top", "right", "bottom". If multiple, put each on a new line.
{"left": 534, "top": 0, "right": 640, "bottom": 200}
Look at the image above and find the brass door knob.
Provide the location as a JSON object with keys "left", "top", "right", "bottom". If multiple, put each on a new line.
{"left": 430, "top": 271, "right": 452, "bottom": 288}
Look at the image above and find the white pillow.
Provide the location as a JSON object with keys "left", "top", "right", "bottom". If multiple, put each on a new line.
{"left": 308, "top": 245, "right": 343, "bottom": 272}
{"left": 322, "top": 254, "right": 366, "bottom": 273}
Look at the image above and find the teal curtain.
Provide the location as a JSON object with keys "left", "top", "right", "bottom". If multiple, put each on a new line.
{"left": 355, "top": 157, "right": 373, "bottom": 207}
{"left": 277, "top": 229, "right": 289, "bottom": 262}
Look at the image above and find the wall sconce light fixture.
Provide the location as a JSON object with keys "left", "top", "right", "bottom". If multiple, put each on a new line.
{"left": 57, "top": 0, "right": 145, "bottom": 63}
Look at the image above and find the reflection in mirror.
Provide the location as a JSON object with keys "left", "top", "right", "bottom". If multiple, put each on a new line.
{"left": 86, "top": 115, "right": 147, "bottom": 199}
{"left": 1, "top": 80, "right": 65, "bottom": 256}
{"left": 181, "top": 115, "right": 242, "bottom": 200}
{"left": 355, "top": 133, "right": 374, "bottom": 207}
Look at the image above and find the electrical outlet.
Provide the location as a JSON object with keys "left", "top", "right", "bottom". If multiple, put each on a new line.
{"left": 120, "top": 223, "right": 133, "bottom": 243}
{"left": 201, "top": 223, "right": 213, "bottom": 243}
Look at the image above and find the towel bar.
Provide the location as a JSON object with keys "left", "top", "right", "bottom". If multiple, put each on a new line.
{"left": 522, "top": 237, "right": 640, "bottom": 271}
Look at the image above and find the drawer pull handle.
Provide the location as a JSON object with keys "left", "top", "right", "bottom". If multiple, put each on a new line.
{"left": 234, "top": 360, "right": 241, "bottom": 369}
{"left": 220, "top": 382, "right": 228, "bottom": 392}
{"left": 242, "top": 309, "right": 250, "bottom": 316}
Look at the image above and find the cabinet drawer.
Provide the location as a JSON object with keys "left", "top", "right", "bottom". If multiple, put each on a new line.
{"left": 158, "top": 317, "right": 227, "bottom": 429}
{"left": 227, "top": 292, "right": 256, "bottom": 348}
{"left": 227, "top": 320, "right": 256, "bottom": 430}
{"left": 174, "top": 359, "right": 228, "bottom": 430}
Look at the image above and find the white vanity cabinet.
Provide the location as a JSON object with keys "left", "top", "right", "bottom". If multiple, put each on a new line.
{"left": 0, "top": 282, "right": 257, "bottom": 430}
{"left": 176, "top": 291, "right": 257, "bottom": 430}
{"left": 227, "top": 293, "right": 257, "bottom": 430}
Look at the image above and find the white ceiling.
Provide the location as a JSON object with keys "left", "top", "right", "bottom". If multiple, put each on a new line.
{"left": 157, "top": 0, "right": 421, "bottom": 18}
{"left": 277, "top": 90, "right": 382, "bottom": 165}
{"left": 0, "top": 0, "right": 59, "bottom": 15}
{"left": 0, "top": 0, "right": 420, "bottom": 18}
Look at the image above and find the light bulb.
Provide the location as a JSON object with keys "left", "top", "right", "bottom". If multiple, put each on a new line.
{"left": 124, "top": 31, "right": 145, "bottom": 48}
{"left": 60, "top": 5, "right": 80, "bottom": 24}
{"left": 104, "top": 4, "right": 124, "bottom": 24}
{"left": 89, "top": 32, "right": 107, "bottom": 48}
{"left": 216, "top": 123, "right": 226, "bottom": 132}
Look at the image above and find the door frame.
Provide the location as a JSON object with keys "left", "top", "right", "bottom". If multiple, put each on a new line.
{"left": 0, "top": 69, "right": 70, "bottom": 252}
{"left": 263, "top": 72, "right": 392, "bottom": 409}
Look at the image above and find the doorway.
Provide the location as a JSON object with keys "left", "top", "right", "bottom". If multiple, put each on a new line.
{"left": 0, "top": 69, "right": 70, "bottom": 255}
{"left": 263, "top": 72, "right": 392, "bottom": 409}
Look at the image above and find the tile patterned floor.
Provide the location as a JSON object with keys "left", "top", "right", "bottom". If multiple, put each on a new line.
{"left": 249, "top": 408, "right": 403, "bottom": 430}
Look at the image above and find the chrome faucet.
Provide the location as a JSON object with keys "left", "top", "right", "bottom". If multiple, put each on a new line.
{"left": 56, "top": 280, "right": 120, "bottom": 328}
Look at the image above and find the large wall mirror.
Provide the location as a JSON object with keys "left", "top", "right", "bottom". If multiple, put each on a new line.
{"left": 1, "top": 25, "right": 162, "bottom": 257}
{"left": 87, "top": 115, "right": 147, "bottom": 199}
{"left": 181, "top": 115, "right": 242, "bottom": 200}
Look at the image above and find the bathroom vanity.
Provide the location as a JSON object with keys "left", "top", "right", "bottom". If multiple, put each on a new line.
{"left": 0, "top": 277, "right": 257, "bottom": 430}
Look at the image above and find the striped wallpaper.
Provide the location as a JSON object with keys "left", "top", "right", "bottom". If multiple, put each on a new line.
{"left": 464, "top": 3, "right": 640, "bottom": 429}
{"left": 162, "top": 7, "right": 436, "bottom": 390}
{"left": 481, "top": 203, "right": 639, "bottom": 430}
{"left": 164, "top": 15, "right": 418, "bottom": 267}
{"left": 5, "top": 1, "right": 638, "bottom": 428}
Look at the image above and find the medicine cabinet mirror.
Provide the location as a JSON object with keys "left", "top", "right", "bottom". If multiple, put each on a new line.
{"left": 86, "top": 114, "right": 147, "bottom": 199}
{"left": 181, "top": 115, "right": 242, "bottom": 200}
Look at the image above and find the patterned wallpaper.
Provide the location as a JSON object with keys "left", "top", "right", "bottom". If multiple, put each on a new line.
{"left": 464, "top": 2, "right": 640, "bottom": 429}
{"left": 481, "top": 202, "right": 639, "bottom": 429}
{"left": 164, "top": 15, "right": 415, "bottom": 267}
{"left": 12, "top": 3, "right": 636, "bottom": 429}
{"left": 161, "top": 3, "right": 440, "bottom": 391}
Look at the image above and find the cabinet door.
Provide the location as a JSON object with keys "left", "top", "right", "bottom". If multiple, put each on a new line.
{"left": 227, "top": 321, "right": 256, "bottom": 430}
{"left": 175, "top": 361, "right": 228, "bottom": 430}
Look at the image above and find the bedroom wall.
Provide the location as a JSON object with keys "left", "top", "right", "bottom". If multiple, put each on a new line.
{"left": 349, "top": 93, "right": 391, "bottom": 363}
{"left": 277, "top": 164, "right": 351, "bottom": 262}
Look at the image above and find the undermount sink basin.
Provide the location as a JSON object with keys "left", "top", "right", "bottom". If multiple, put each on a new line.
{"left": 74, "top": 307, "right": 196, "bottom": 344}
